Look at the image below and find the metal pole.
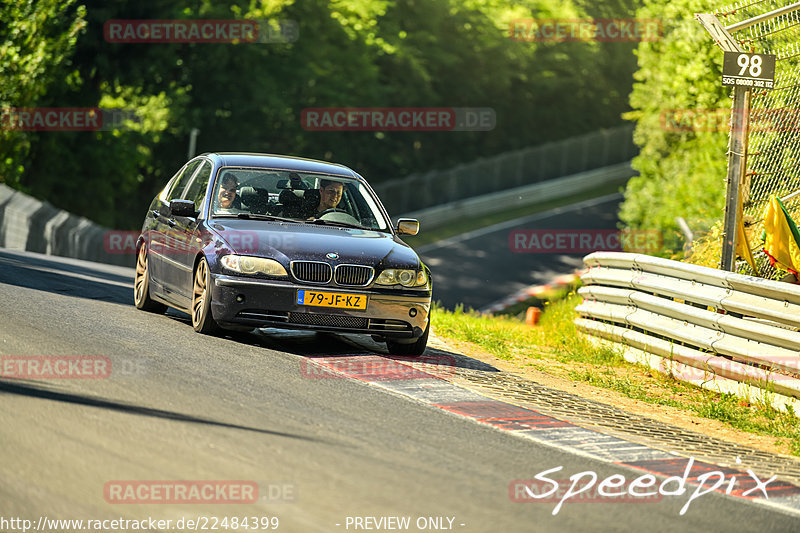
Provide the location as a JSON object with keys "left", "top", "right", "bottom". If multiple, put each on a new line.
{"left": 720, "top": 87, "right": 751, "bottom": 271}
{"left": 187, "top": 128, "right": 200, "bottom": 159}
{"left": 696, "top": 13, "right": 752, "bottom": 271}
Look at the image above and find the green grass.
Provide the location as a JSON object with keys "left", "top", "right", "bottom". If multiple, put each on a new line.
{"left": 402, "top": 181, "right": 624, "bottom": 249}
{"left": 430, "top": 296, "right": 800, "bottom": 456}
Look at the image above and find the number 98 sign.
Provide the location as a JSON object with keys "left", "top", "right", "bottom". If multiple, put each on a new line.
{"left": 722, "top": 51, "right": 776, "bottom": 90}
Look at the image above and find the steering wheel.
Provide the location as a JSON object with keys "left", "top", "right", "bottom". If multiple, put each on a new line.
{"left": 316, "top": 208, "right": 348, "bottom": 217}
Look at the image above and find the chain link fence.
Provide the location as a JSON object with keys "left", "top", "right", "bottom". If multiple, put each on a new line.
{"left": 373, "top": 124, "right": 636, "bottom": 215}
{"left": 715, "top": 1, "right": 800, "bottom": 278}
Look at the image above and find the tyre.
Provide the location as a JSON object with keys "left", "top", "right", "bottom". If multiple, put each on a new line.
{"left": 386, "top": 319, "right": 429, "bottom": 356}
{"left": 133, "top": 244, "right": 167, "bottom": 313}
{"left": 192, "top": 257, "right": 220, "bottom": 334}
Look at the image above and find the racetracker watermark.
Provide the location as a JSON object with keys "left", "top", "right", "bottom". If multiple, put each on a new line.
{"left": 510, "top": 478, "right": 663, "bottom": 505}
{"left": 104, "top": 19, "right": 298, "bottom": 44}
{"left": 660, "top": 107, "right": 800, "bottom": 133}
{"left": 300, "top": 355, "right": 455, "bottom": 379}
{"left": 509, "top": 229, "right": 662, "bottom": 254}
{"left": 661, "top": 356, "right": 800, "bottom": 383}
{"left": 300, "top": 107, "right": 495, "bottom": 131}
{"left": 1, "top": 356, "right": 111, "bottom": 379}
{"left": 104, "top": 481, "right": 259, "bottom": 504}
{"left": 509, "top": 19, "right": 662, "bottom": 42}
{"left": 0, "top": 108, "right": 140, "bottom": 131}
{"left": 106, "top": 230, "right": 296, "bottom": 255}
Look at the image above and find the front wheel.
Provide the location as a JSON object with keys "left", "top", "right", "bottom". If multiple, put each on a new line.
{"left": 134, "top": 244, "right": 167, "bottom": 313}
{"left": 386, "top": 320, "right": 429, "bottom": 356}
{"left": 192, "top": 257, "right": 220, "bottom": 334}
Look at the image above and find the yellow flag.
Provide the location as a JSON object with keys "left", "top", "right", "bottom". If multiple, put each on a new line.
{"left": 762, "top": 196, "right": 800, "bottom": 274}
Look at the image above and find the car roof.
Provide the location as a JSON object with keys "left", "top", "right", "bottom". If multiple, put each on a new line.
{"left": 204, "top": 152, "right": 358, "bottom": 178}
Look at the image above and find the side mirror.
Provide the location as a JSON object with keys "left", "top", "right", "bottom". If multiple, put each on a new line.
{"left": 170, "top": 199, "right": 197, "bottom": 218}
{"left": 396, "top": 218, "right": 419, "bottom": 236}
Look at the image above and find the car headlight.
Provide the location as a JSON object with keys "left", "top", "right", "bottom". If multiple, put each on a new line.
{"left": 375, "top": 269, "right": 429, "bottom": 288}
{"left": 221, "top": 255, "right": 287, "bottom": 277}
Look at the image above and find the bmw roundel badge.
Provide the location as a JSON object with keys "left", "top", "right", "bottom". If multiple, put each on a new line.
{"left": 326, "top": 252, "right": 339, "bottom": 260}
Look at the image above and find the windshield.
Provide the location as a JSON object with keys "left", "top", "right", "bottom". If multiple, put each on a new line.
{"left": 210, "top": 168, "right": 390, "bottom": 231}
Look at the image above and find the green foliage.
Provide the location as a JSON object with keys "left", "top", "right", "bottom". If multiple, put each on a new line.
{"left": 0, "top": 0, "right": 87, "bottom": 189}
{"left": 2, "top": 0, "right": 640, "bottom": 228}
{"left": 619, "top": 0, "right": 729, "bottom": 256}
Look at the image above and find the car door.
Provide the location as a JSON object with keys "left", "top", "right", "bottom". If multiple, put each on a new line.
{"left": 149, "top": 160, "right": 201, "bottom": 296}
{"left": 161, "top": 159, "right": 213, "bottom": 301}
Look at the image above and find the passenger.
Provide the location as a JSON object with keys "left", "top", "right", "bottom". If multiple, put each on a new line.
{"left": 217, "top": 173, "right": 242, "bottom": 210}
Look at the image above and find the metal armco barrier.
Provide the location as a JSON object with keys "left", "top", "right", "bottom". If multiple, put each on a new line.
{"left": 576, "top": 251, "right": 800, "bottom": 410}
{"left": 375, "top": 124, "right": 636, "bottom": 215}
{"left": 0, "top": 183, "right": 132, "bottom": 267}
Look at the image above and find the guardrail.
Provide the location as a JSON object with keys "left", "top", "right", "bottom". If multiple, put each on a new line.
{"left": 575, "top": 251, "right": 800, "bottom": 413}
{"left": 0, "top": 183, "right": 132, "bottom": 267}
{"left": 401, "top": 162, "right": 634, "bottom": 230}
{"left": 375, "top": 124, "right": 636, "bottom": 215}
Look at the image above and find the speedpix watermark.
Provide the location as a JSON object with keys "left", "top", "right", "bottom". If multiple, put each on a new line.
{"left": 301, "top": 107, "right": 495, "bottom": 131}
{"left": 512, "top": 458, "right": 777, "bottom": 515}
{"left": 1, "top": 356, "right": 111, "bottom": 379}
{"left": 509, "top": 19, "right": 661, "bottom": 42}
{"left": 104, "top": 19, "right": 298, "bottom": 44}
{"left": 509, "top": 229, "right": 662, "bottom": 254}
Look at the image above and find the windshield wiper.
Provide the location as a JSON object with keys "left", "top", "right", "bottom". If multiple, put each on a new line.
{"left": 308, "top": 218, "right": 368, "bottom": 230}
{"left": 214, "top": 213, "right": 298, "bottom": 223}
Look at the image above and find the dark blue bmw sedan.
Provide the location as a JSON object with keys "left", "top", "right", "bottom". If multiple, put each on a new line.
{"left": 134, "top": 153, "right": 432, "bottom": 355}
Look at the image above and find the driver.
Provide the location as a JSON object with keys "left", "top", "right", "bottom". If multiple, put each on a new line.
{"left": 313, "top": 179, "right": 343, "bottom": 217}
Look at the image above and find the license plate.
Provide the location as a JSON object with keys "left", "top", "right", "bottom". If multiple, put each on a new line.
{"left": 296, "top": 290, "right": 367, "bottom": 310}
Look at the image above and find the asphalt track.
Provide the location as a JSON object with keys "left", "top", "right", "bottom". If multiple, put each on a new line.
{"left": 416, "top": 194, "right": 623, "bottom": 311}
{"left": 1, "top": 247, "right": 798, "bottom": 532}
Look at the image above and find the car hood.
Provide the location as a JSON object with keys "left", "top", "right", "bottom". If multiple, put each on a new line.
{"left": 206, "top": 219, "right": 421, "bottom": 269}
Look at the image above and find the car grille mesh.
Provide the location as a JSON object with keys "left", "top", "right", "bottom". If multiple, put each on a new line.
{"left": 288, "top": 312, "right": 368, "bottom": 329}
{"left": 335, "top": 265, "right": 374, "bottom": 286}
{"left": 291, "top": 261, "right": 332, "bottom": 283}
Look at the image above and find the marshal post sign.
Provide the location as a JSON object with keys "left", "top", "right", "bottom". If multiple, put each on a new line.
{"left": 722, "top": 51, "right": 776, "bottom": 90}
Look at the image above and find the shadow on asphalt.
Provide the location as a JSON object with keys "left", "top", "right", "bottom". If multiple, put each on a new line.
{"left": 0, "top": 379, "right": 317, "bottom": 441}
{"left": 240, "top": 327, "right": 501, "bottom": 374}
{"left": 0, "top": 249, "right": 132, "bottom": 306}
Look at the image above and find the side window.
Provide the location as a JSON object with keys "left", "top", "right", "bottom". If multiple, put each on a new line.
{"left": 166, "top": 160, "right": 201, "bottom": 202}
{"left": 182, "top": 161, "right": 213, "bottom": 210}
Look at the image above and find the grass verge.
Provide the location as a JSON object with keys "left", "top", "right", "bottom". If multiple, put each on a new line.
{"left": 430, "top": 295, "right": 800, "bottom": 456}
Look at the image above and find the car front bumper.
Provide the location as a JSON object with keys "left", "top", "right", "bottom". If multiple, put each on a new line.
{"left": 210, "top": 274, "right": 431, "bottom": 338}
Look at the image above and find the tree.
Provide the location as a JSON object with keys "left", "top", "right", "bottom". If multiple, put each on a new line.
{"left": 0, "top": 0, "right": 87, "bottom": 189}
{"left": 618, "top": 0, "right": 728, "bottom": 255}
